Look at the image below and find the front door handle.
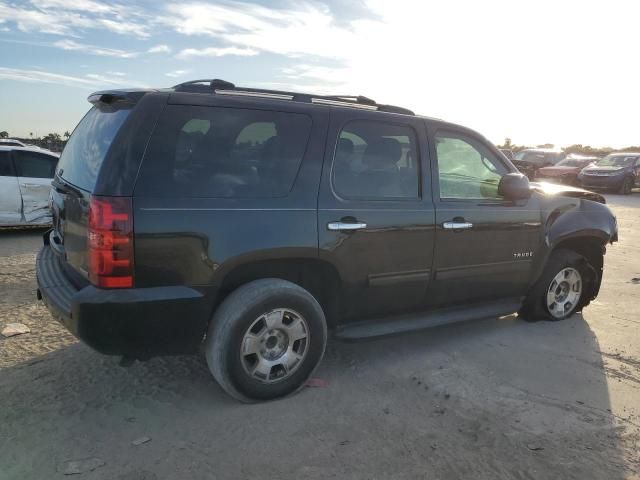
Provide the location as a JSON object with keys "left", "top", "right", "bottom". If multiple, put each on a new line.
{"left": 443, "top": 221, "right": 473, "bottom": 230}
{"left": 21, "top": 183, "right": 40, "bottom": 188}
{"left": 328, "top": 221, "right": 367, "bottom": 231}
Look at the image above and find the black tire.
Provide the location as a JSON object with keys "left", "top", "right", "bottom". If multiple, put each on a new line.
{"left": 205, "top": 278, "right": 327, "bottom": 403}
{"left": 619, "top": 176, "right": 633, "bottom": 195}
{"left": 519, "top": 249, "right": 590, "bottom": 322}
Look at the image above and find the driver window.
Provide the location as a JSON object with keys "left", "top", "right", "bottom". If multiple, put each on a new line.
{"left": 435, "top": 134, "right": 507, "bottom": 200}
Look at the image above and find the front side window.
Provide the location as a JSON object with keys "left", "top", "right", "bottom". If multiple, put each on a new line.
{"left": 435, "top": 134, "right": 507, "bottom": 200}
{"left": 14, "top": 151, "right": 58, "bottom": 178}
{"left": 136, "top": 106, "right": 312, "bottom": 198}
{"left": 332, "top": 120, "right": 419, "bottom": 200}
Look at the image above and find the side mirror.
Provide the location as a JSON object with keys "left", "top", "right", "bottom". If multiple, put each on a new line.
{"left": 498, "top": 173, "right": 531, "bottom": 200}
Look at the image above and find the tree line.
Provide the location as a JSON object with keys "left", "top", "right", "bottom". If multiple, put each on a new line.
{"left": 497, "top": 138, "right": 640, "bottom": 157}
{"left": 0, "top": 130, "right": 71, "bottom": 152}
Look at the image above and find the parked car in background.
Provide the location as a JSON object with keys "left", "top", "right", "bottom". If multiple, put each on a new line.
{"left": 578, "top": 153, "right": 640, "bottom": 194}
{"left": 499, "top": 148, "right": 514, "bottom": 160}
{"left": 36, "top": 79, "right": 617, "bottom": 402}
{"left": 0, "top": 146, "right": 59, "bottom": 226}
{"left": 512, "top": 148, "right": 567, "bottom": 180}
{"left": 0, "top": 138, "right": 26, "bottom": 147}
{"left": 536, "top": 155, "right": 598, "bottom": 186}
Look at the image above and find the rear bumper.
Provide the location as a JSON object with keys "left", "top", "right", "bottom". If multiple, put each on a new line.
{"left": 36, "top": 244, "right": 211, "bottom": 357}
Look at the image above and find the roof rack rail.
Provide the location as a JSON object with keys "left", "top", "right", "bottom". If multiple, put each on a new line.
{"left": 171, "top": 79, "right": 414, "bottom": 116}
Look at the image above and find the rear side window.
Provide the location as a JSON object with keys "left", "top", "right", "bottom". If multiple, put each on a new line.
{"left": 0, "top": 151, "right": 14, "bottom": 176}
{"left": 332, "top": 120, "right": 419, "bottom": 200}
{"left": 14, "top": 151, "right": 58, "bottom": 178}
{"left": 136, "top": 106, "right": 312, "bottom": 198}
{"left": 57, "top": 106, "right": 131, "bottom": 191}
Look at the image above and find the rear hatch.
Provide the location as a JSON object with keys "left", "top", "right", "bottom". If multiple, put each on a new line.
{"left": 50, "top": 103, "right": 132, "bottom": 279}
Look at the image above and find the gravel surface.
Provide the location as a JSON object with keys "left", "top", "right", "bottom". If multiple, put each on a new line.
{"left": 1, "top": 194, "right": 639, "bottom": 480}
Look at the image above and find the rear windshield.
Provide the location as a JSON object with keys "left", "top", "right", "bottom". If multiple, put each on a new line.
{"left": 57, "top": 106, "right": 131, "bottom": 191}
{"left": 135, "top": 105, "right": 312, "bottom": 198}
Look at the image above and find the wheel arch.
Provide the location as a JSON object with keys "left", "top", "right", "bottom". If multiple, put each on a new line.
{"left": 215, "top": 257, "right": 343, "bottom": 328}
{"left": 530, "top": 233, "right": 607, "bottom": 309}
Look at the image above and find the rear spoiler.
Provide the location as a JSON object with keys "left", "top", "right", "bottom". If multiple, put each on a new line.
{"left": 87, "top": 89, "right": 151, "bottom": 107}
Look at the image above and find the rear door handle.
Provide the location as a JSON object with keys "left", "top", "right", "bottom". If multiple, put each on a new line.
{"left": 328, "top": 221, "right": 367, "bottom": 231}
{"left": 443, "top": 221, "right": 473, "bottom": 230}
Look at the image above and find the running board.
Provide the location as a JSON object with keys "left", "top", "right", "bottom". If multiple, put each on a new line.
{"left": 334, "top": 300, "right": 522, "bottom": 340}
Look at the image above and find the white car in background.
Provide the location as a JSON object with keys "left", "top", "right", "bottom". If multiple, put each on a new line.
{"left": 0, "top": 138, "right": 26, "bottom": 147}
{"left": 0, "top": 146, "right": 59, "bottom": 226}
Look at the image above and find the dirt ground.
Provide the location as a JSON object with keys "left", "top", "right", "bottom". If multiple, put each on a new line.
{"left": 1, "top": 194, "right": 639, "bottom": 480}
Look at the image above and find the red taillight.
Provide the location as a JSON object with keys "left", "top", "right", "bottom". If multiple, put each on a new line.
{"left": 88, "top": 196, "right": 134, "bottom": 288}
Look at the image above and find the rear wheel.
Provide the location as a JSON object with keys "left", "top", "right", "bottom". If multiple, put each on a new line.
{"left": 520, "top": 249, "right": 589, "bottom": 321}
{"left": 205, "top": 278, "right": 327, "bottom": 402}
{"left": 619, "top": 176, "right": 633, "bottom": 195}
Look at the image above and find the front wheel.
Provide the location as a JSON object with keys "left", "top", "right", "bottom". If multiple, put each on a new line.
{"left": 520, "top": 249, "right": 590, "bottom": 321}
{"left": 205, "top": 278, "right": 327, "bottom": 402}
{"left": 619, "top": 176, "right": 633, "bottom": 195}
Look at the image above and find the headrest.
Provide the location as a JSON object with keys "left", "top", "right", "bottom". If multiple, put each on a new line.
{"left": 337, "top": 138, "right": 354, "bottom": 156}
{"left": 363, "top": 137, "right": 402, "bottom": 170}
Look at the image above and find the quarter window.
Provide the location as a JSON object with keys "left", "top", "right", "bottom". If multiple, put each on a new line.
{"left": 332, "top": 120, "right": 419, "bottom": 200}
{"left": 435, "top": 135, "right": 507, "bottom": 200}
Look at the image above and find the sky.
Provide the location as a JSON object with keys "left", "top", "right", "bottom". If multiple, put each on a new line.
{"left": 0, "top": 0, "right": 638, "bottom": 148}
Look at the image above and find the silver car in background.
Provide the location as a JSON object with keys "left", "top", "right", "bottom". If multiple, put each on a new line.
{"left": 0, "top": 146, "right": 59, "bottom": 226}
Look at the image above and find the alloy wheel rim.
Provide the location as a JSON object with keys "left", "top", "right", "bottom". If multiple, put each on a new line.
{"left": 240, "top": 308, "right": 309, "bottom": 383}
{"left": 546, "top": 267, "right": 582, "bottom": 319}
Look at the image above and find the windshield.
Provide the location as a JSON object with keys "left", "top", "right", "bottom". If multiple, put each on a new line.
{"left": 514, "top": 151, "right": 555, "bottom": 164}
{"left": 556, "top": 159, "right": 592, "bottom": 167}
{"left": 57, "top": 106, "right": 131, "bottom": 191}
{"left": 595, "top": 155, "right": 637, "bottom": 167}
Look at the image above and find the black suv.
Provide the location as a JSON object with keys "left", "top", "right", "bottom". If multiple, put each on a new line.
{"left": 37, "top": 79, "right": 618, "bottom": 402}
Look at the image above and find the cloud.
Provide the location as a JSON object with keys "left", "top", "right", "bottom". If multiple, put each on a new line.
{"left": 0, "top": 67, "right": 146, "bottom": 90}
{"left": 0, "top": 0, "right": 150, "bottom": 38}
{"left": 162, "top": 2, "right": 349, "bottom": 59}
{"left": 96, "top": 18, "right": 149, "bottom": 38}
{"left": 148, "top": 44, "right": 171, "bottom": 54}
{"left": 0, "top": 3, "right": 91, "bottom": 36}
{"left": 0, "top": 67, "right": 104, "bottom": 88}
{"left": 165, "top": 69, "right": 191, "bottom": 78}
{"left": 176, "top": 46, "right": 259, "bottom": 59}
{"left": 53, "top": 39, "right": 138, "bottom": 58}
